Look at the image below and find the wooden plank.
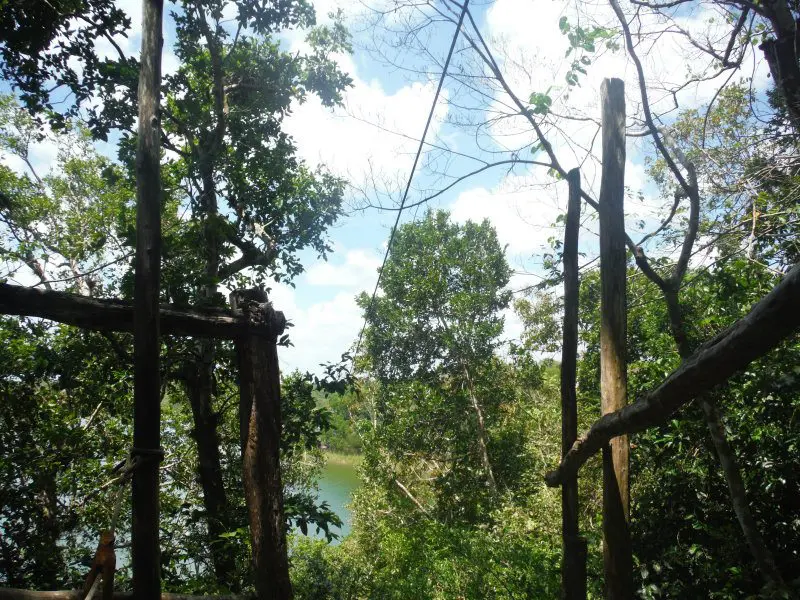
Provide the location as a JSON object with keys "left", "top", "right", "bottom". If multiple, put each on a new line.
{"left": 132, "top": 0, "right": 165, "bottom": 596}
{"left": 561, "top": 169, "right": 587, "bottom": 600}
{"left": 598, "top": 77, "right": 633, "bottom": 600}
{"left": 546, "top": 262, "right": 800, "bottom": 486}
{"left": 0, "top": 589, "right": 250, "bottom": 600}
{"left": 0, "top": 284, "right": 267, "bottom": 339}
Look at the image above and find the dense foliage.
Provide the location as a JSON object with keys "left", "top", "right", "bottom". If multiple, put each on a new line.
{"left": 1, "top": 0, "right": 799, "bottom": 597}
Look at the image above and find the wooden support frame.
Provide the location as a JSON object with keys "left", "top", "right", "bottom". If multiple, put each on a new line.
{"left": 598, "top": 78, "right": 633, "bottom": 599}
{"left": 0, "top": 283, "right": 293, "bottom": 599}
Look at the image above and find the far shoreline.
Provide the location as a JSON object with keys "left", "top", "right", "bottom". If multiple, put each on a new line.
{"left": 323, "top": 449, "right": 362, "bottom": 467}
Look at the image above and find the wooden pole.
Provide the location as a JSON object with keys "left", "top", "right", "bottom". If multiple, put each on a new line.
{"left": 561, "top": 169, "right": 587, "bottom": 600}
{"left": 132, "top": 0, "right": 164, "bottom": 597}
{"left": 234, "top": 292, "right": 293, "bottom": 600}
{"left": 598, "top": 78, "right": 633, "bottom": 599}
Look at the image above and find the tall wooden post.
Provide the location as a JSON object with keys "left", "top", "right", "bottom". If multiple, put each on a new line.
{"left": 234, "top": 291, "right": 293, "bottom": 600}
{"left": 598, "top": 78, "right": 633, "bottom": 599}
{"left": 561, "top": 169, "right": 588, "bottom": 600}
{"left": 132, "top": 0, "right": 164, "bottom": 597}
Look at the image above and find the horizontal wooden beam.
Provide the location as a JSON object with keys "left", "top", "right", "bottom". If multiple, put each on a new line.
{"left": 0, "top": 590, "right": 251, "bottom": 600}
{"left": 0, "top": 284, "right": 266, "bottom": 339}
{"left": 546, "top": 263, "right": 800, "bottom": 487}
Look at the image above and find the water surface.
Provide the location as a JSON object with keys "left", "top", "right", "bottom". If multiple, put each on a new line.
{"left": 313, "top": 455, "right": 360, "bottom": 544}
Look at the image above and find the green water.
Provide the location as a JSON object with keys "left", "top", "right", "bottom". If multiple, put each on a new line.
{"left": 313, "top": 455, "right": 360, "bottom": 543}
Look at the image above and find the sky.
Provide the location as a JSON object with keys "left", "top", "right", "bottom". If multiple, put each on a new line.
{"left": 1, "top": 0, "right": 771, "bottom": 375}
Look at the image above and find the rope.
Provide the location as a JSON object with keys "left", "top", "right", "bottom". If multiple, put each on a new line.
{"left": 351, "top": 0, "right": 470, "bottom": 370}
{"left": 103, "top": 447, "right": 165, "bottom": 536}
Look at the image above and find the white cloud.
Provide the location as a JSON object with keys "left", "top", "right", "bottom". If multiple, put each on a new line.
{"left": 286, "top": 59, "right": 449, "bottom": 187}
{"left": 449, "top": 172, "right": 566, "bottom": 259}
{"left": 0, "top": 131, "right": 59, "bottom": 182}
{"left": 269, "top": 282, "right": 363, "bottom": 375}
{"left": 305, "top": 248, "right": 381, "bottom": 289}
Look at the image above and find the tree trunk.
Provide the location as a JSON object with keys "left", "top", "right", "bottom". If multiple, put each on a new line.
{"left": 664, "top": 288, "right": 791, "bottom": 595}
{"left": 181, "top": 150, "right": 234, "bottom": 583}
{"left": 560, "top": 168, "right": 587, "bottom": 600}
{"left": 184, "top": 354, "right": 235, "bottom": 586}
{"left": 598, "top": 78, "right": 633, "bottom": 600}
{"left": 462, "top": 363, "right": 498, "bottom": 493}
{"left": 698, "top": 398, "right": 790, "bottom": 592}
{"left": 759, "top": 2, "right": 800, "bottom": 131}
{"left": 235, "top": 294, "right": 292, "bottom": 600}
{"left": 132, "top": 0, "right": 164, "bottom": 596}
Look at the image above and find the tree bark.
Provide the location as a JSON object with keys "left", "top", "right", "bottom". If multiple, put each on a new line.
{"left": 560, "top": 169, "right": 587, "bottom": 600}
{"left": 598, "top": 78, "right": 633, "bottom": 600}
{"left": 545, "top": 263, "right": 800, "bottom": 486}
{"left": 234, "top": 293, "right": 292, "bottom": 600}
{"left": 132, "top": 0, "right": 164, "bottom": 597}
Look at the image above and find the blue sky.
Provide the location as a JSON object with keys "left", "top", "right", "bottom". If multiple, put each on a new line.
{"left": 1, "top": 0, "right": 770, "bottom": 375}
{"left": 268, "top": 0, "right": 770, "bottom": 374}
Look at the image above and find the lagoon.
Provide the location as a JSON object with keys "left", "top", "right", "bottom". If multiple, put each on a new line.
{"left": 312, "top": 454, "right": 360, "bottom": 544}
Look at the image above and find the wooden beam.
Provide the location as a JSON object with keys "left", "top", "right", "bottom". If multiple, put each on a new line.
{"left": 132, "top": 0, "right": 164, "bottom": 596}
{"left": 561, "top": 169, "right": 587, "bottom": 600}
{"left": 0, "top": 284, "right": 268, "bottom": 339}
{"left": 545, "top": 262, "right": 800, "bottom": 486}
{"left": 598, "top": 77, "right": 633, "bottom": 600}
{"left": 0, "top": 589, "right": 251, "bottom": 600}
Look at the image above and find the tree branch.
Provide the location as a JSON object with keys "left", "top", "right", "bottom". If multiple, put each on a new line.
{"left": 546, "top": 262, "right": 800, "bottom": 487}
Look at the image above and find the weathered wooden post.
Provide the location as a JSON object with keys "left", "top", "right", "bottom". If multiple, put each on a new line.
{"left": 561, "top": 168, "right": 587, "bottom": 600}
{"left": 233, "top": 290, "right": 293, "bottom": 600}
{"left": 132, "top": 0, "right": 164, "bottom": 597}
{"left": 598, "top": 78, "right": 633, "bottom": 599}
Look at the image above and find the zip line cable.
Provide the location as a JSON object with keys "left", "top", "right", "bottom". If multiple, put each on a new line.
{"left": 351, "top": 0, "right": 470, "bottom": 370}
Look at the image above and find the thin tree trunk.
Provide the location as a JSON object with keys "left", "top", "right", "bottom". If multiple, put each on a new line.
{"left": 132, "top": 0, "right": 164, "bottom": 596}
{"left": 560, "top": 168, "right": 587, "bottom": 600}
{"left": 664, "top": 289, "right": 791, "bottom": 595}
{"left": 461, "top": 363, "right": 498, "bottom": 493}
{"left": 698, "top": 398, "right": 790, "bottom": 591}
{"left": 394, "top": 480, "right": 430, "bottom": 515}
{"left": 598, "top": 78, "right": 633, "bottom": 600}
{"left": 435, "top": 308, "right": 497, "bottom": 494}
